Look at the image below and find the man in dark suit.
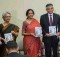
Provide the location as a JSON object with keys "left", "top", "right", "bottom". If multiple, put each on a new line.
{"left": 40, "top": 3, "right": 60, "bottom": 57}
{"left": 4, "top": 41, "right": 29, "bottom": 57}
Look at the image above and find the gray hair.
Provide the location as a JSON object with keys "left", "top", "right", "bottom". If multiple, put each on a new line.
{"left": 2, "top": 12, "right": 11, "bottom": 21}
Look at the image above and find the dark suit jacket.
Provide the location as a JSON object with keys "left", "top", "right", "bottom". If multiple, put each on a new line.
{"left": 40, "top": 13, "right": 60, "bottom": 42}
{"left": 4, "top": 52, "right": 29, "bottom": 57}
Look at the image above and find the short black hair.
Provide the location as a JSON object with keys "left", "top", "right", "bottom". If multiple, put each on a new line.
{"left": 26, "top": 9, "right": 35, "bottom": 16}
{"left": 6, "top": 41, "right": 18, "bottom": 49}
{"left": 46, "top": 3, "right": 53, "bottom": 8}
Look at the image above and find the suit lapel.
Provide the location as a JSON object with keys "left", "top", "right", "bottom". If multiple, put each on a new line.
{"left": 46, "top": 13, "right": 50, "bottom": 26}
{"left": 52, "top": 13, "right": 56, "bottom": 25}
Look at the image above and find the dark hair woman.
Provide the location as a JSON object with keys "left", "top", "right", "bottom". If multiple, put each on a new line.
{"left": 22, "top": 9, "right": 43, "bottom": 57}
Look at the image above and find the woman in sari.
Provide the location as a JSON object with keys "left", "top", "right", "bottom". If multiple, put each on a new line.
{"left": 22, "top": 9, "right": 43, "bottom": 57}
{"left": 0, "top": 12, "right": 19, "bottom": 57}
{"left": 0, "top": 12, "right": 19, "bottom": 41}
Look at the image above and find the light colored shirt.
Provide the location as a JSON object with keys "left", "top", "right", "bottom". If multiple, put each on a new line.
{"left": 9, "top": 50, "right": 18, "bottom": 54}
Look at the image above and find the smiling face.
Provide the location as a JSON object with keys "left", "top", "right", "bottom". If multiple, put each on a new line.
{"left": 28, "top": 10, "right": 34, "bottom": 19}
{"left": 26, "top": 9, "right": 34, "bottom": 19}
{"left": 46, "top": 5, "right": 54, "bottom": 14}
{"left": 4, "top": 13, "right": 11, "bottom": 22}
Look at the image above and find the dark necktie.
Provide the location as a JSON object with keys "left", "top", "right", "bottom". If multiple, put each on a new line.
{"left": 50, "top": 15, "right": 53, "bottom": 26}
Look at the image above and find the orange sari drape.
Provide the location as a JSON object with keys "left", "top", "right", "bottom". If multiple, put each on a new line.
{"left": 22, "top": 19, "right": 43, "bottom": 57}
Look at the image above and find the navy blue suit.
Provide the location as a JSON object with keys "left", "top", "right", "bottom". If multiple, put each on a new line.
{"left": 40, "top": 13, "right": 60, "bottom": 57}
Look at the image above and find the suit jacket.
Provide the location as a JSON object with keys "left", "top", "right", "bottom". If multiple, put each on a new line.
{"left": 40, "top": 13, "right": 60, "bottom": 42}
{"left": 4, "top": 52, "right": 29, "bottom": 57}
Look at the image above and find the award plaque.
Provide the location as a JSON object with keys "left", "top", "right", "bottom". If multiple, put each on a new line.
{"left": 4, "top": 33, "right": 13, "bottom": 42}
{"left": 35, "top": 27, "right": 43, "bottom": 37}
{"left": 49, "top": 26, "right": 56, "bottom": 36}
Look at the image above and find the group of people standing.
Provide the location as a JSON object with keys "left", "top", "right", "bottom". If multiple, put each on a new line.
{"left": 0, "top": 3, "right": 60, "bottom": 57}
{"left": 22, "top": 3, "right": 60, "bottom": 57}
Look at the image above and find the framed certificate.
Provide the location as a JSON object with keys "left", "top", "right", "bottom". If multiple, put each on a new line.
{"left": 49, "top": 26, "right": 56, "bottom": 36}
{"left": 4, "top": 33, "right": 13, "bottom": 42}
{"left": 35, "top": 27, "right": 43, "bottom": 37}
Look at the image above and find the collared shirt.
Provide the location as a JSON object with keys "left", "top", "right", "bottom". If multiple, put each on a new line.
{"left": 48, "top": 13, "right": 53, "bottom": 23}
{"left": 8, "top": 50, "right": 18, "bottom": 54}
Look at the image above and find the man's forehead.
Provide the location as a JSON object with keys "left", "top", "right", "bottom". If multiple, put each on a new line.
{"left": 47, "top": 6, "right": 53, "bottom": 8}
{"left": 6, "top": 14, "right": 11, "bottom": 16}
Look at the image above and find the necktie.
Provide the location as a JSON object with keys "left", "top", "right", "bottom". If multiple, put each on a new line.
{"left": 50, "top": 15, "right": 52, "bottom": 26}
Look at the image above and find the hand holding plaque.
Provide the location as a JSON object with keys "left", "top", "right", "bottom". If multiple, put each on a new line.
{"left": 35, "top": 27, "right": 43, "bottom": 37}
{"left": 49, "top": 26, "right": 56, "bottom": 36}
{"left": 4, "top": 33, "right": 13, "bottom": 42}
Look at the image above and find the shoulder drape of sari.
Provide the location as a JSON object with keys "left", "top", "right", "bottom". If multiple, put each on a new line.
{"left": 0, "top": 23, "right": 19, "bottom": 57}
{"left": 22, "top": 18, "right": 43, "bottom": 57}
{"left": 0, "top": 23, "right": 19, "bottom": 41}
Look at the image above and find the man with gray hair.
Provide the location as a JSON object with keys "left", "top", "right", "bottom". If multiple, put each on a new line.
{"left": 40, "top": 3, "right": 60, "bottom": 57}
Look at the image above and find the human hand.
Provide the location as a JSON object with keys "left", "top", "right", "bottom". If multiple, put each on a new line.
{"left": 56, "top": 32, "right": 60, "bottom": 36}
{"left": 11, "top": 31, "right": 15, "bottom": 34}
{"left": 45, "top": 33, "right": 50, "bottom": 37}
{"left": 30, "top": 33, "right": 35, "bottom": 37}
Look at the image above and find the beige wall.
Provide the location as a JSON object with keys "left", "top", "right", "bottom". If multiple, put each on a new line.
{"left": 0, "top": 0, "right": 60, "bottom": 49}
